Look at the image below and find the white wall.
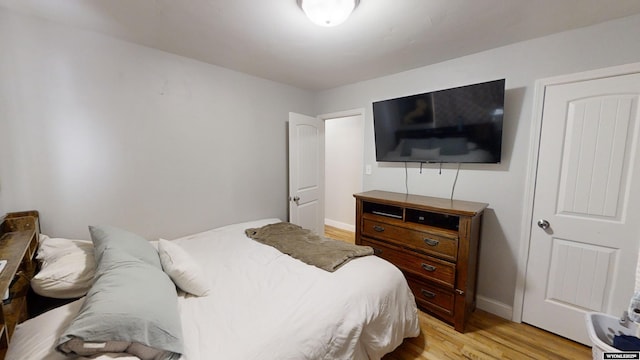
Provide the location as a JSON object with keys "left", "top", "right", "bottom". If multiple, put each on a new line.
{"left": 0, "top": 9, "right": 315, "bottom": 240}
{"left": 315, "top": 14, "right": 640, "bottom": 316}
{"left": 325, "top": 115, "right": 363, "bottom": 231}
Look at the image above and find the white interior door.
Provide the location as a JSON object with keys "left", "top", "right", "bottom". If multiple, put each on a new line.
{"left": 288, "top": 112, "right": 325, "bottom": 235}
{"left": 522, "top": 70, "right": 640, "bottom": 344}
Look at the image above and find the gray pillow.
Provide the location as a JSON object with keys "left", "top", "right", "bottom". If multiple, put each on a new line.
{"left": 89, "top": 225, "right": 161, "bottom": 268}
{"left": 57, "top": 228, "right": 183, "bottom": 360}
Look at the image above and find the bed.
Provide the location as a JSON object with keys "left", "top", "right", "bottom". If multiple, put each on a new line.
{"left": 6, "top": 218, "right": 420, "bottom": 360}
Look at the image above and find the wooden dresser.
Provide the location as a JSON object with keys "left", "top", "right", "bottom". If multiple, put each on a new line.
{"left": 354, "top": 191, "right": 486, "bottom": 332}
{"left": 0, "top": 211, "right": 39, "bottom": 358}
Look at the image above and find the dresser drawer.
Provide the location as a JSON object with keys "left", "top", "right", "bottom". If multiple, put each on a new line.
{"left": 361, "top": 238, "right": 456, "bottom": 289}
{"left": 406, "top": 278, "right": 455, "bottom": 318}
{"left": 362, "top": 219, "right": 458, "bottom": 261}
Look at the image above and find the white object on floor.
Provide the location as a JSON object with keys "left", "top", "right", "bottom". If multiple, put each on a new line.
{"left": 586, "top": 312, "right": 639, "bottom": 359}
{"left": 636, "top": 249, "right": 640, "bottom": 293}
{"left": 629, "top": 292, "right": 640, "bottom": 324}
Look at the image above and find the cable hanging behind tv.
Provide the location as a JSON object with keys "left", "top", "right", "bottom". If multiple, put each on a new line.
{"left": 372, "top": 79, "right": 505, "bottom": 164}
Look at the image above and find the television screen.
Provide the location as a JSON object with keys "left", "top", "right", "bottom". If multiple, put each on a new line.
{"left": 373, "top": 79, "right": 505, "bottom": 163}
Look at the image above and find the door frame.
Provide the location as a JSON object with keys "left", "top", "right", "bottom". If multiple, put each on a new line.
{"left": 318, "top": 108, "right": 365, "bottom": 122}
{"left": 513, "top": 62, "right": 640, "bottom": 323}
{"left": 319, "top": 108, "right": 366, "bottom": 232}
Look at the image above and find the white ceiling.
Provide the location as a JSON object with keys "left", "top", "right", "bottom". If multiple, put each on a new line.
{"left": 2, "top": 0, "right": 640, "bottom": 90}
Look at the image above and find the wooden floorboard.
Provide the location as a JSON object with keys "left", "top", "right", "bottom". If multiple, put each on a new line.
{"left": 324, "top": 225, "right": 592, "bottom": 360}
{"left": 324, "top": 225, "right": 355, "bottom": 243}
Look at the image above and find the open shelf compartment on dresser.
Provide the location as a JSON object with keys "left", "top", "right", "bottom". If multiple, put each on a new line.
{"left": 0, "top": 211, "right": 40, "bottom": 359}
{"left": 354, "top": 190, "right": 487, "bottom": 332}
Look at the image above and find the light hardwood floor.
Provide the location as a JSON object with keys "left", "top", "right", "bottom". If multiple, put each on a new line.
{"left": 324, "top": 225, "right": 592, "bottom": 360}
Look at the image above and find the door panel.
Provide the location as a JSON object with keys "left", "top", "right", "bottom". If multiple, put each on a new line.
{"left": 288, "top": 112, "right": 324, "bottom": 235}
{"left": 546, "top": 238, "right": 615, "bottom": 312}
{"left": 522, "top": 72, "right": 640, "bottom": 344}
{"left": 557, "top": 96, "right": 635, "bottom": 219}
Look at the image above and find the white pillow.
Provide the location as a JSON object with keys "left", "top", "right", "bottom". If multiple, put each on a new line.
{"left": 32, "top": 237, "right": 96, "bottom": 299}
{"left": 158, "top": 239, "right": 210, "bottom": 296}
{"left": 36, "top": 235, "right": 93, "bottom": 265}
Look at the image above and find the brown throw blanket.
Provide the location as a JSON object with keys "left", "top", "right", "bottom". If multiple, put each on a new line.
{"left": 245, "top": 222, "right": 373, "bottom": 272}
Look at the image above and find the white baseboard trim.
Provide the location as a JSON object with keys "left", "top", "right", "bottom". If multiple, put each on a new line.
{"left": 324, "top": 219, "right": 355, "bottom": 232}
{"left": 476, "top": 295, "right": 513, "bottom": 321}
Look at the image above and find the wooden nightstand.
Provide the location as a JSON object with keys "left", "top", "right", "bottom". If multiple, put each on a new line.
{"left": 0, "top": 211, "right": 39, "bottom": 359}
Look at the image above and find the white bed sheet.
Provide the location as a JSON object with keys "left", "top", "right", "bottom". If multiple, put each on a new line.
{"left": 7, "top": 218, "right": 419, "bottom": 360}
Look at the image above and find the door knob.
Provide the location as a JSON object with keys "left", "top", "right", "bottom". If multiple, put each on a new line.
{"left": 291, "top": 196, "right": 300, "bottom": 204}
{"left": 537, "top": 219, "right": 550, "bottom": 230}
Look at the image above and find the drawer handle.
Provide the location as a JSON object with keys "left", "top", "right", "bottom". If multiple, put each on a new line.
{"left": 424, "top": 238, "right": 439, "bottom": 246}
{"left": 421, "top": 289, "right": 436, "bottom": 299}
{"left": 372, "top": 247, "right": 383, "bottom": 255}
{"left": 421, "top": 263, "right": 436, "bottom": 272}
{"left": 373, "top": 225, "right": 385, "bottom": 232}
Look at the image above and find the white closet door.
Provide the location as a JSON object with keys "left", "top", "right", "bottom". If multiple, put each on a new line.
{"left": 522, "top": 71, "right": 640, "bottom": 344}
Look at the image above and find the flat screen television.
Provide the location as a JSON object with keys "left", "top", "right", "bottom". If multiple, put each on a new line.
{"left": 373, "top": 79, "right": 505, "bottom": 163}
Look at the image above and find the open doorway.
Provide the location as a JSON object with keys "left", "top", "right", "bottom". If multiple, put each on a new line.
{"left": 322, "top": 110, "right": 364, "bottom": 236}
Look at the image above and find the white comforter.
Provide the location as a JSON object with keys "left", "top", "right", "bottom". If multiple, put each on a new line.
{"left": 7, "top": 219, "right": 419, "bottom": 360}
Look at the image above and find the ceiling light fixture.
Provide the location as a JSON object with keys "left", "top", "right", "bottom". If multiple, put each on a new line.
{"left": 298, "top": 0, "right": 360, "bottom": 27}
